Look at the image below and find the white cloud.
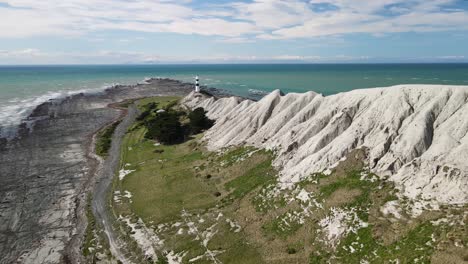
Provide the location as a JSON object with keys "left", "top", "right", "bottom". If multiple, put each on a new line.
{"left": 230, "top": 0, "right": 314, "bottom": 29}
{"left": 261, "top": 0, "right": 468, "bottom": 39}
{"left": 217, "top": 37, "right": 255, "bottom": 43}
{"left": 0, "top": 48, "right": 44, "bottom": 57}
{"left": 436, "top": 55, "right": 466, "bottom": 59}
{"left": 0, "top": 0, "right": 467, "bottom": 40}
{"left": 1, "top": 48, "right": 467, "bottom": 64}
{"left": 0, "top": 48, "right": 359, "bottom": 63}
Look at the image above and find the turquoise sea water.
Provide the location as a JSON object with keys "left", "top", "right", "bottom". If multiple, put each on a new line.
{"left": 1, "top": 64, "right": 468, "bottom": 137}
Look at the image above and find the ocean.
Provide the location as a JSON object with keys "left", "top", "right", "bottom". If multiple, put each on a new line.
{"left": 1, "top": 63, "right": 468, "bottom": 137}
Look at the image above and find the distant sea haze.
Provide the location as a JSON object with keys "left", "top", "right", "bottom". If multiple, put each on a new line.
{"left": 1, "top": 63, "right": 468, "bottom": 137}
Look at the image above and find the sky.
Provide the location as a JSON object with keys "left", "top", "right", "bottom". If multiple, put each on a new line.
{"left": 0, "top": 0, "right": 468, "bottom": 64}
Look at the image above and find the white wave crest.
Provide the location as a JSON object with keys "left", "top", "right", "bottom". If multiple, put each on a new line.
{"left": 0, "top": 84, "right": 115, "bottom": 139}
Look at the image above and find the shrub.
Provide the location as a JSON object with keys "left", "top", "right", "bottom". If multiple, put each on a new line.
{"left": 95, "top": 121, "right": 120, "bottom": 157}
{"left": 145, "top": 111, "right": 185, "bottom": 144}
{"left": 136, "top": 102, "right": 159, "bottom": 121}
{"left": 188, "top": 107, "right": 214, "bottom": 134}
{"left": 287, "top": 247, "right": 297, "bottom": 254}
{"left": 136, "top": 109, "right": 151, "bottom": 121}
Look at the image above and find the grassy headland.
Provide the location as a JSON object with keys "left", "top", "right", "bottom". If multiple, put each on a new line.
{"left": 107, "top": 96, "right": 467, "bottom": 264}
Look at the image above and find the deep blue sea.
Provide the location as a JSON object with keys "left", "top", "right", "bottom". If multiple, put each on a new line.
{"left": 1, "top": 64, "right": 468, "bottom": 137}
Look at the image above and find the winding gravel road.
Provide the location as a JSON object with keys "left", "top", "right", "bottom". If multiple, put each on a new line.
{"left": 91, "top": 104, "right": 138, "bottom": 264}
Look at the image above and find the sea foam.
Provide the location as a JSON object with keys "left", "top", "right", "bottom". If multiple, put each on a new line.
{"left": 0, "top": 84, "right": 117, "bottom": 139}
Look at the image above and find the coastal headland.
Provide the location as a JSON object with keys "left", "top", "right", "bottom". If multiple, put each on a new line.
{"left": 0, "top": 80, "right": 467, "bottom": 264}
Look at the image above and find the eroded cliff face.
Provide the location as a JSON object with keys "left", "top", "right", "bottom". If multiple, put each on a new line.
{"left": 182, "top": 85, "right": 468, "bottom": 205}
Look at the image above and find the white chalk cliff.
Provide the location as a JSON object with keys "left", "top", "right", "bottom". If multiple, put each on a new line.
{"left": 182, "top": 85, "right": 468, "bottom": 205}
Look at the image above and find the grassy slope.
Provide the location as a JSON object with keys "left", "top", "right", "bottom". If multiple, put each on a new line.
{"left": 113, "top": 97, "right": 271, "bottom": 263}
{"left": 111, "top": 96, "right": 467, "bottom": 264}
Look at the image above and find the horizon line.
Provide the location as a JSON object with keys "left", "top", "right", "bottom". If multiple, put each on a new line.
{"left": 1, "top": 62, "right": 468, "bottom": 66}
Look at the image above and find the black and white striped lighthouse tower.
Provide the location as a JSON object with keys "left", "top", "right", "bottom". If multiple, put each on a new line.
{"left": 195, "top": 75, "right": 200, "bottom": 92}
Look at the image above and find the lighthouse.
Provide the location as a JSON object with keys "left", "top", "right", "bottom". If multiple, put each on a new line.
{"left": 195, "top": 75, "right": 200, "bottom": 93}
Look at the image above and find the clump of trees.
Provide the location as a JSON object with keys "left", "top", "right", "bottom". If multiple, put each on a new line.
{"left": 188, "top": 107, "right": 215, "bottom": 134}
{"left": 140, "top": 102, "right": 214, "bottom": 145}
{"left": 145, "top": 111, "right": 185, "bottom": 144}
{"left": 136, "top": 102, "right": 158, "bottom": 121}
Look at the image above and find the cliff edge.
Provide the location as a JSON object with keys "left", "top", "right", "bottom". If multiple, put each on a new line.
{"left": 182, "top": 85, "right": 468, "bottom": 205}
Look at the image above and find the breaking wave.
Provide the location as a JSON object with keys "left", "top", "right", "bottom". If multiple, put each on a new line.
{"left": 0, "top": 84, "right": 118, "bottom": 139}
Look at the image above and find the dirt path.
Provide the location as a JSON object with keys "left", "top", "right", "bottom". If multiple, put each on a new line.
{"left": 91, "top": 104, "right": 139, "bottom": 264}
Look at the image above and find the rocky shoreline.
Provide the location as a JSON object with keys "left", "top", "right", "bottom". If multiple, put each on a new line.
{"left": 0, "top": 78, "right": 208, "bottom": 263}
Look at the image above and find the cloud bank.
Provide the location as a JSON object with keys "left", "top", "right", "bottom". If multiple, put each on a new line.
{"left": 0, "top": 0, "right": 467, "bottom": 40}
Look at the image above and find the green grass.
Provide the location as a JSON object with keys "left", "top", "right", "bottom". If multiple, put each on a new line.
{"left": 82, "top": 195, "right": 96, "bottom": 257}
{"left": 319, "top": 170, "right": 380, "bottom": 220}
{"left": 309, "top": 250, "right": 332, "bottom": 264}
{"left": 209, "top": 220, "right": 264, "bottom": 264}
{"left": 333, "top": 223, "right": 435, "bottom": 263}
{"left": 217, "top": 146, "right": 258, "bottom": 167}
{"left": 224, "top": 151, "right": 276, "bottom": 200}
{"left": 383, "top": 193, "right": 399, "bottom": 203}
{"left": 116, "top": 137, "right": 266, "bottom": 262}
{"left": 286, "top": 243, "right": 301, "bottom": 254}
{"left": 262, "top": 210, "right": 304, "bottom": 238}
{"left": 95, "top": 121, "right": 120, "bottom": 157}
{"left": 251, "top": 183, "right": 287, "bottom": 213}
{"left": 319, "top": 170, "right": 369, "bottom": 198}
{"left": 113, "top": 96, "right": 266, "bottom": 263}
{"left": 312, "top": 168, "right": 437, "bottom": 264}
{"left": 119, "top": 129, "right": 216, "bottom": 223}
{"left": 136, "top": 96, "right": 181, "bottom": 110}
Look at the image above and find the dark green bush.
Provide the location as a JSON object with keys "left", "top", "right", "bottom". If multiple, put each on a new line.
{"left": 145, "top": 111, "right": 185, "bottom": 144}
{"left": 188, "top": 107, "right": 214, "bottom": 134}
{"left": 96, "top": 121, "right": 120, "bottom": 157}
{"left": 136, "top": 102, "right": 158, "bottom": 121}
{"left": 287, "top": 246, "right": 297, "bottom": 254}
{"left": 136, "top": 109, "right": 151, "bottom": 121}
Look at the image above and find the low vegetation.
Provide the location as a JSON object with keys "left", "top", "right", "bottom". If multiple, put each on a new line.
{"left": 82, "top": 195, "right": 113, "bottom": 263}
{"left": 188, "top": 107, "right": 215, "bottom": 134}
{"left": 82, "top": 195, "right": 96, "bottom": 257}
{"left": 133, "top": 97, "right": 214, "bottom": 145}
{"left": 95, "top": 121, "right": 120, "bottom": 157}
{"left": 145, "top": 111, "right": 185, "bottom": 144}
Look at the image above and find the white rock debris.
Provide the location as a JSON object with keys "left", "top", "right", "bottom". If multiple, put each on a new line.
{"left": 319, "top": 207, "right": 368, "bottom": 247}
{"left": 380, "top": 201, "right": 403, "bottom": 219}
{"left": 119, "top": 216, "right": 163, "bottom": 261}
{"left": 360, "top": 171, "right": 378, "bottom": 182}
{"left": 118, "top": 168, "right": 135, "bottom": 181}
{"left": 226, "top": 219, "right": 242, "bottom": 233}
{"left": 201, "top": 224, "right": 218, "bottom": 247}
{"left": 113, "top": 190, "right": 122, "bottom": 203}
{"left": 166, "top": 251, "right": 187, "bottom": 264}
{"left": 215, "top": 212, "right": 223, "bottom": 221}
{"left": 180, "top": 210, "right": 224, "bottom": 264}
{"left": 296, "top": 189, "right": 312, "bottom": 203}
{"left": 182, "top": 85, "right": 468, "bottom": 205}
